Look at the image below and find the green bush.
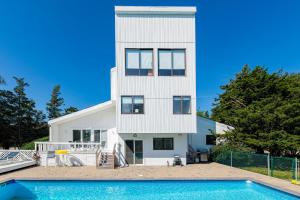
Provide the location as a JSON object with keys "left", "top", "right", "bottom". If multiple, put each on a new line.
{"left": 210, "top": 144, "right": 252, "bottom": 161}
{"left": 21, "top": 136, "right": 49, "bottom": 150}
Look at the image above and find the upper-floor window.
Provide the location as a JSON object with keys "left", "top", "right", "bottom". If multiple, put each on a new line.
{"left": 125, "top": 49, "right": 153, "bottom": 76}
{"left": 121, "top": 96, "right": 144, "bottom": 114}
{"left": 158, "top": 49, "right": 185, "bottom": 76}
{"left": 173, "top": 96, "right": 191, "bottom": 114}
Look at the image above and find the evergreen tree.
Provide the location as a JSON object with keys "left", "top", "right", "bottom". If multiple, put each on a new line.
{"left": 212, "top": 65, "right": 300, "bottom": 156}
{"left": 0, "top": 89, "right": 16, "bottom": 148}
{"left": 0, "top": 75, "right": 6, "bottom": 85}
{"left": 46, "top": 85, "right": 64, "bottom": 119}
{"left": 13, "top": 77, "right": 42, "bottom": 147}
{"left": 0, "top": 76, "right": 46, "bottom": 148}
{"left": 64, "top": 106, "right": 78, "bottom": 115}
{"left": 197, "top": 110, "right": 210, "bottom": 118}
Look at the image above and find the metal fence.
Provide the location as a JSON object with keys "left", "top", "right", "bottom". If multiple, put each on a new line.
{"left": 215, "top": 151, "right": 299, "bottom": 181}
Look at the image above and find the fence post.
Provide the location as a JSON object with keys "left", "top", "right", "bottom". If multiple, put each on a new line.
{"left": 267, "top": 153, "right": 271, "bottom": 176}
{"left": 230, "top": 151, "right": 233, "bottom": 167}
{"left": 295, "top": 157, "right": 298, "bottom": 181}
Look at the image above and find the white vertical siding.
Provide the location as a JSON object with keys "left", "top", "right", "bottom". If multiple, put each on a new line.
{"left": 115, "top": 9, "right": 197, "bottom": 134}
{"left": 188, "top": 117, "right": 234, "bottom": 151}
{"left": 110, "top": 67, "right": 117, "bottom": 101}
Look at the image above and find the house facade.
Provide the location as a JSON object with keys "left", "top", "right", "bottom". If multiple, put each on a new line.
{"left": 44, "top": 6, "right": 231, "bottom": 167}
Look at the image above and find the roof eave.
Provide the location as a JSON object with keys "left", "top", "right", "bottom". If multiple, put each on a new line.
{"left": 48, "top": 100, "right": 115, "bottom": 125}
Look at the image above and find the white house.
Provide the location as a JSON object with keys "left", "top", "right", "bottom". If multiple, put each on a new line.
{"left": 37, "top": 6, "right": 232, "bottom": 167}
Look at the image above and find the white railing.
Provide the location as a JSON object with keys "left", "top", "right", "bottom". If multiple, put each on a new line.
{"left": 0, "top": 150, "right": 35, "bottom": 161}
{"left": 35, "top": 142, "right": 104, "bottom": 152}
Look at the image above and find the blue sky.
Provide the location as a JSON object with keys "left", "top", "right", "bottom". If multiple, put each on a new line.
{"left": 0, "top": 0, "right": 300, "bottom": 114}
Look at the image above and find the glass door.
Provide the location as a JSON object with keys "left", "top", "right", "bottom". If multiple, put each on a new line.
{"left": 134, "top": 140, "right": 143, "bottom": 164}
{"left": 125, "top": 140, "right": 143, "bottom": 165}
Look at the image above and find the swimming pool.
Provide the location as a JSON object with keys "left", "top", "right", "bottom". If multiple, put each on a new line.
{"left": 0, "top": 180, "right": 299, "bottom": 200}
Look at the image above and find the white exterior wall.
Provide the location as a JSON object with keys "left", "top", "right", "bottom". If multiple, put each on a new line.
{"left": 115, "top": 7, "right": 197, "bottom": 134}
{"left": 116, "top": 133, "right": 187, "bottom": 166}
{"left": 110, "top": 67, "right": 117, "bottom": 101}
{"left": 188, "top": 117, "right": 233, "bottom": 151}
{"left": 50, "top": 106, "right": 117, "bottom": 150}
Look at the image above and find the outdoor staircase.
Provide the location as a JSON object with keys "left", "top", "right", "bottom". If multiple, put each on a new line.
{"left": 96, "top": 149, "right": 115, "bottom": 169}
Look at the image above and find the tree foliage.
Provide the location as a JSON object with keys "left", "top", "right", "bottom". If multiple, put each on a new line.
{"left": 212, "top": 65, "right": 300, "bottom": 156}
{"left": 197, "top": 110, "right": 210, "bottom": 119}
{"left": 46, "top": 85, "right": 64, "bottom": 120}
{"left": 64, "top": 106, "right": 78, "bottom": 115}
{"left": 0, "top": 77, "right": 47, "bottom": 148}
{"left": 0, "top": 75, "right": 6, "bottom": 85}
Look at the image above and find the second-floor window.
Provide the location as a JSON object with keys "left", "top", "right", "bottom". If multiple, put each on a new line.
{"left": 125, "top": 49, "right": 153, "bottom": 76}
{"left": 173, "top": 96, "right": 191, "bottom": 114}
{"left": 121, "top": 96, "right": 144, "bottom": 114}
{"left": 158, "top": 49, "right": 185, "bottom": 76}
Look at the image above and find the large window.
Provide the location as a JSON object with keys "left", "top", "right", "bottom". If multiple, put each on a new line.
{"left": 206, "top": 135, "right": 216, "bottom": 145}
{"left": 82, "top": 130, "right": 91, "bottom": 142}
{"left": 158, "top": 49, "right": 185, "bottom": 76}
{"left": 121, "top": 96, "right": 144, "bottom": 114}
{"left": 125, "top": 49, "right": 153, "bottom": 76}
{"left": 94, "top": 130, "right": 107, "bottom": 147}
{"left": 153, "top": 138, "right": 174, "bottom": 150}
{"left": 173, "top": 96, "right": 191, "bottom": 114}
{"left": 73, "top": 130, "right": 81, "bottom": 142}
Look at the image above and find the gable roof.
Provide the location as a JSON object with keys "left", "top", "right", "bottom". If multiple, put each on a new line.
{"left": 48, "top": 100, "right": 115, "bottom": 125}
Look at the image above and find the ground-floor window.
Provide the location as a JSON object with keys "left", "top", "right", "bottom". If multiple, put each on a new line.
{"left": 206, "top": 135, "right": 216, "bottom": 145}
{"left": 153, "top": 138, "right": 174, "bottom": 150}
{"left": 72, "top": 130, "right": 81, "bottom": 142}
{"left": 72, "top": 129, "right": 107, "bottom": 146}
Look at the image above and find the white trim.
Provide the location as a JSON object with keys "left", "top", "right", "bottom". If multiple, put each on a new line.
{"left": 115, "top": 6, "right": 196, "bottom": 15}
{"left": 48, "top": 101, "right": 115, "bottom": 125}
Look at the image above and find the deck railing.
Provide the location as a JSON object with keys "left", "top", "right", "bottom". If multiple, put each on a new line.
{"left": 0, "top": 150, "right": 35, "bottom": 161}
{"left": 35, "top": 142, "right": 104, "bottom": 152}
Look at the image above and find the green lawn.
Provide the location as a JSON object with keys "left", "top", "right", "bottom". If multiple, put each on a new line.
{"left": 241, "top": 166, "right": 295, "bottom": 180}
{"left": 21, "top": 136, "right": 49, "bottom": 150}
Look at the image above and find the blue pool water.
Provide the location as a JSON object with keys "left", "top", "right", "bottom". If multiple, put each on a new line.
{"left": 0, "top": 180, "right": 299, "bottom": 200}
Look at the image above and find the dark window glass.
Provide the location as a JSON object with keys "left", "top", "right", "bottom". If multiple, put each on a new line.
{"left": 173, "top": 96, "right": 191, "bottom": 114}
{"left": 182, "top": 96, "right": 191, "bottom": 114}
{"left": 125, "top": 49, "right": 153, "bottom": 76}
{"left": 121, "top": 96, "right": 144, "bottom": 114}
{"left": 153, "top": 138, "right": 174, "bottom": 150}
{"left": 94, "top": 130, "right": 100, "bottom": 143}
{"left": 158, "top": 49, "right": 185, "bottom": 76}
{"left": 121, "top": 96, "right": 133, "bottom": 114}
{"left": 206, "top": 135, "right": 216, "bottom": 145}
{"left": 82, "top": 130, "right": 91, "bottom": 142}
{"left": 73, "top": 130, "right": 81, "bottom": 142}
{"left": 173, "top": 96, "right": 182, "bottom": 114}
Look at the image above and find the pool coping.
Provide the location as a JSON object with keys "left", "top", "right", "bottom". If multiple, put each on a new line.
{"left": 1, "top": 177, "right": 300, "bottom": 198}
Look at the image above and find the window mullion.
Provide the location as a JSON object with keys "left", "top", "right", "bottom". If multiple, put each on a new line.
{"left": 171, "top": 51, "right": 174, "bottom": 76}
{"left": 131, "top": 96, "right": 134, "bottom": 114}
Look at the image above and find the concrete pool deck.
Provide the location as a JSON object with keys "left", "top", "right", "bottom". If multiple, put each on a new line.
{"left": 0, "top": 163, "right": 299, "bottom": 195}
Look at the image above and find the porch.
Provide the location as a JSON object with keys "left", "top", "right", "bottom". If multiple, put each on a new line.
{"left": 35, "top": 142, "right": 115, "bottom": 168}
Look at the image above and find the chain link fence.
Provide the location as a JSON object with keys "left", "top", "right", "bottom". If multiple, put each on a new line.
{"left": 215, "top": 151, "right": 299, "bottom": 181}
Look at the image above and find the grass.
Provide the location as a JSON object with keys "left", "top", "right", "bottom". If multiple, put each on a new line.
{"left": 241, "top": 166, "right": 296, "bottom": 180}
{"left": 21, "top": 136, "right": 49, "bottom": 150}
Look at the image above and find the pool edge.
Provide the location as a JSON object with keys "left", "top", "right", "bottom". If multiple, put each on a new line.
{"left": 2, "top": 177, "right": 299, "bottom": 198}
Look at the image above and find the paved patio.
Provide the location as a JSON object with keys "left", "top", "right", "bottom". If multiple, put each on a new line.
{"left": 0, "top": 163, "right": 299, "bottom": 196}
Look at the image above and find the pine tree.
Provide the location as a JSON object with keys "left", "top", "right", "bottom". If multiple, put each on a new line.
{"left": 0, "top": 75, "right": 6, "bottom": 85}
{"left": 64, "top": 106, "right": 78, "bottom": 115}
{"left": 13, "top": 77, "right": 44, "bottom": 147}
{"left": 46, "top": 85, "right": 64, "bottom": 120}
